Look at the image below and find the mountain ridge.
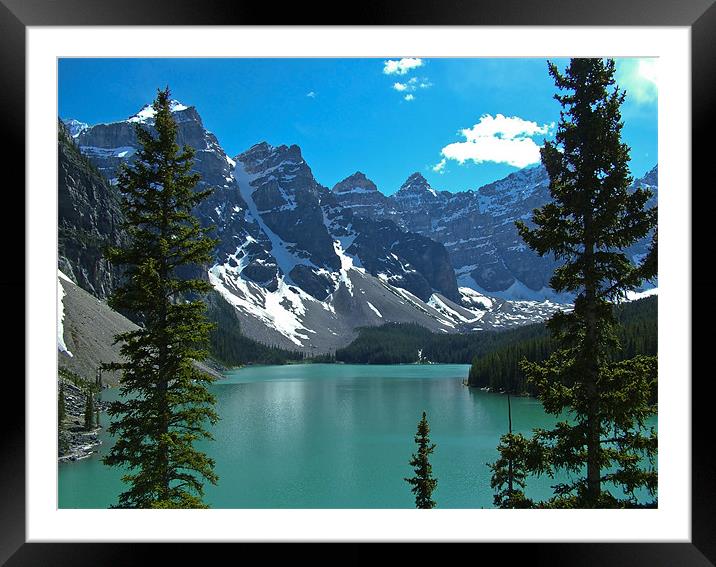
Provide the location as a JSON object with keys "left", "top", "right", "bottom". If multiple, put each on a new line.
{"left": 59, "top": 101, "right": 655, "bottom": 354}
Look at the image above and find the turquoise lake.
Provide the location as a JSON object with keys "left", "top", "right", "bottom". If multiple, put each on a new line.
{"left": 58, "top": 363, "right": 655, "bottom": 508}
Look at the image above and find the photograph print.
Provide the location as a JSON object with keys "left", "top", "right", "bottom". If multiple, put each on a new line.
{"left": 57, "top": 56, "right": 658, "bottom": 510}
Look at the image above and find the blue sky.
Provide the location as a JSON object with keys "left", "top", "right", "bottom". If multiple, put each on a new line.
{"left": 58, "top": 58, "right": 658, "bottom": 194}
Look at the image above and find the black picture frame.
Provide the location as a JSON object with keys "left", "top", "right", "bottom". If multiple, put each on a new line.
{"left": 3, "top": 0, "right": 712, "bottom": 563}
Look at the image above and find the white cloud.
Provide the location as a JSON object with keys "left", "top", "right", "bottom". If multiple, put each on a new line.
{"left": 432, "top": 158, "right": 447, "bottom": 173}
{"left": 616, "top": 58, "right": 658, "bottom": 105}
{"left": 383, "top": 58, "right": 423, "bottom": 75}
{"left": 435, "top": 114, "right": 553, "bottom": 169}
{"left": 404, "top": 94, "right": 415, "bottom": 101}
{"left": 306, "top": 91, "right": 316, "bottom": 98}
{"left": 393, "top": 77, "right": 432, "bottom": 92}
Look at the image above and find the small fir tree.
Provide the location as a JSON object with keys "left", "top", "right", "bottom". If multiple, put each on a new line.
{"left": 103, "top": 87, "right": 219, "bottom": 509}
{"left": 84, "top": 386, "right": 94, "bottom": 431}
{"left": 489, "top": 432, "right": 534, "bottom": 509}
{"left": 489, "top": 375, "right": 534, "bottom": 508}
{"left": 404, "top": 411, "right": 438, "bottom": 509}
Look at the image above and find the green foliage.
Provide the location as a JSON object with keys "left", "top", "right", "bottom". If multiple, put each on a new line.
{"left": 84, "top": 388, "right": 94, "bottom": 429}
{"left": 102, "top": 87, "right": 220, "bottom": 509}
{"left": 404, "top": 411, "right": 438, "bottom": 509}
{"left": 469, "top": 333, "right": 552, "bottom": 394}
{"left": 59, "top": 366, "right": 101, "bottom": 394}
{"left": 469, "top": 297, "right": 657, "bottom": 394}
{"left": 58, "top": 379, "right": 69, "bottom": 454}
{"left": 58, "top": 380, "right": 66, "bottom": 424}
{"left": 495, "top": 59, "right": 658, "bottom": 508}
{"left": 335, "top": 321, "right": 547, "bottom": 365}
{"left": 308, "top": 352, "right": 336, "bottom": 363}
{"left": 336, "top": 323, "right": 433, "bottom": 364}
{"left": 206, "top": 290, "right": 304, "bottom": 365}
{"left": 84, "top": 386, "right": 95, "bottom": 430}
{"left": 336, "top": 298, "right": 655, "bottom": 389}
{"left": 489, "top": 433, "right": 535, "bottom": 509}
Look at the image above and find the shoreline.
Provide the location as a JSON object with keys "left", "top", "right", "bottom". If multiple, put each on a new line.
{"left": 58, "top": 380, "right": 109, "bottom": 463}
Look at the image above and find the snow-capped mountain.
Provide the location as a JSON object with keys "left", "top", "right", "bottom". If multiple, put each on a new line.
{"left": 73, "top": 101, "right": 236, "bottom": 189}
{"left": 331, "top": 171, "right": 396, "bottom": 219}
{"left": 332, "top": 168, "right": 558, "bottom": 296}
{"left": 332, "top": 166, "right": 657, "bottom": 301}
{"left": 63, "top": 118, "right": 89, "bottom": 138}
{"left": 59, "top": 102, "right": 584, "bottom": 353}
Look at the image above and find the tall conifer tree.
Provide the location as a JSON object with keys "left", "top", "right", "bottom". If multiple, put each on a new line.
{"left": 103, "top": 87, "right": 219, "bottom": 508}
{"left": 505, "top": 58, "right": 658, "bottom": 508}
{"left": 405, "top": 411, "right": 438, "bottom": 509}
{"left": 84, "top": 386, "right": 95, "bottom": 431}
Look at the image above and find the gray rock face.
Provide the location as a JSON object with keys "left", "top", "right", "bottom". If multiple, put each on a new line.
{"left": 58, "top": 272, "right": 137, "bottom": 385}
{"left": 331, "top": 172, "right": 396, "bottom": 219}
{"left": 63, "top": 118, "right": 89, "bottom": 138}
{"left": 73, "top": 102, "right": 235, "bottom": 189}
{"left": 341, "top": 213, "right": 460, "bottom": 302}
{"left": 331, "top": 168, "right": 557, "bottom": 295}
{"left": 237, "top": 142, "right": 341, "bottom": 274}
{"left": 391, "top": 172, "right": 448, "bottom": 232}
{"left": 58, "top": 121, "right": 127, "bottom": 299}
{"left": 332, "top": 165, "right": 657, "bottom": 299}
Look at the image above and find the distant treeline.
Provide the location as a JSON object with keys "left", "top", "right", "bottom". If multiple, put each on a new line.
{"left": 336, "top": 296, "right": 657, "bottom": 393}
{"left": 469, "top": 296, "right": 657, "bottom": 394}
{"left": 334, "top": 321, "right": 547, "bottom": 365}
{"left": 206, "top": 291, "right": 305, "bottom": 366}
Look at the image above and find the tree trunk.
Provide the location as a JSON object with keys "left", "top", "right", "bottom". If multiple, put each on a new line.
{"left": 583, "top": 214, "right": 601, "bottom": 505}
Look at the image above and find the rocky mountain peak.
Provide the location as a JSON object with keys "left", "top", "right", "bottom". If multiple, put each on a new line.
{"left": 62, "top": 118, "right": 89, "bottom": 138}
{"left": 638, "top": 164, "right": 658, "bottom": 187}
{"left": 236, "top": 142, "right": 306, "bottom": 174}
{"left": 397, "top": 172, "right": 438, "bottom": 197}
{"left": 332, "top": 171, "right": 379, "bottom": 194}
{"left": 127, "top": 99, "right": 196, "bottom": 124}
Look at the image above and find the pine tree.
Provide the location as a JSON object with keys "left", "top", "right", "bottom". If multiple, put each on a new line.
{"left": 508, "top": 58, "right": 658, "bottom": 508}
{"left": 404, "top": 411, "right": 438, "bottom": 508}
{"left": 58, "top": 380, "right": 66, "bottom": 424}
{"left": 84, "top": 386, "right": 94, "bottom": 431}
{"left": 102, "top": 87, "right": 220, "bottom": 509}
{"left": 489, "top": 432, "right": 533, "bottom": 508}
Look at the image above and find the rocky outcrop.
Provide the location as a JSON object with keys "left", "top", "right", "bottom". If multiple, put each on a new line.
{"left": 58, "top": 121, "right": 127, "bottom": 299}
{"left": 331, "top": 171, "right": 396, "bottom": 219}
{"left": 58, "top": 378, "right": 108, "bottom": 462}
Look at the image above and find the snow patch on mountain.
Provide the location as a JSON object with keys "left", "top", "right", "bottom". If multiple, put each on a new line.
{"left": 209, "top": 264, "right": 316, "bottom": 346}
{"left": 62, "top": 119, "right": 89, "bottom": 138}
{"left": 460, "top": 274, "right": 573, "bottom": 304}
{"left": 366, "top": 301, "right": 382, "bottom": 318}
{"left": 428, "top": 294, "right": 482, "bottom": 324}
{"left": 128, "top": 100, "right": 189, "bottom": 123}
{"left": 58, "top": 270, "right": 73, "bottom": 357}
{"left": 331, "top": 238, "right": 357, "bottom": 296}
{"left": 458, "top": 286, "right": 494, "bottom": 310}
{"left": 80, "top": 146, "right": 137, "bottom": 160}
{"left": 234, "top": 160, "right": 317, "bottom": 283}
{"left": 623, "top": 287, "right": 658, "bottom": 302}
